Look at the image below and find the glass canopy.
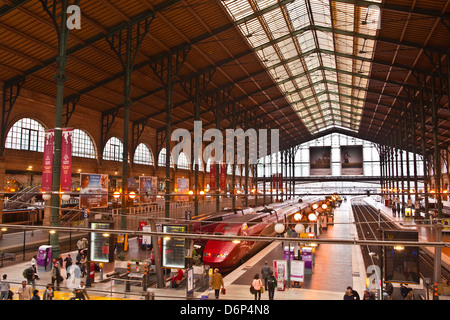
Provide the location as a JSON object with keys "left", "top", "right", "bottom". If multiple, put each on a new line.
{"left": 221, "top": 0, "right": 381, "bottom": 134}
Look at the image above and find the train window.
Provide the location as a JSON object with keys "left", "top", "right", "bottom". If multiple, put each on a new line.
{"left": 214, "top": 232, "right": 223, "bottom": 235}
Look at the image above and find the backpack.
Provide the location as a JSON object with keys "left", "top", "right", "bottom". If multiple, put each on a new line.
{"left": 22, "top": 267, "right": 32, "bottom": 279}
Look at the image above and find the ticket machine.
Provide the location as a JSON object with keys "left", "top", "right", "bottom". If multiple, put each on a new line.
{"left": 37, "top": 245, "right": 52, "bottom": 272}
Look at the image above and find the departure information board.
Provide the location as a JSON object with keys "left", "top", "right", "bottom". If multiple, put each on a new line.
{"left": 384, "top": 230, "right": 420, "bottom": 284}
{"left": 162, "top": 224, "right": 188, "bottom": 269}
{"left": 89, "top": 222, "right": 114, "bottom": 263}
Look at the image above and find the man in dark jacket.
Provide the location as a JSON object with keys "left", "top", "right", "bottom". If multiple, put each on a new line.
{"left": 261, "top": 261, "right": 271, "bottom": 291}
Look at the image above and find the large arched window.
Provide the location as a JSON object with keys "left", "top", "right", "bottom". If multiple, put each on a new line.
{"left": 134, "top": 143, "right": 154, "bottom": 166}
{"left": 5, "top": 118, "right": 45, "bottom": 152}
{"left": 72, "top": 129, "right": 96, "bottom": 159}
{"left": 177, "top": 152, "right": 190, "bottom": 170}
{"left": 103, "top": 137, "right": 123, "bottom": 162}
{"left": 158, "top": 148, "right": 174, "bottom": 167}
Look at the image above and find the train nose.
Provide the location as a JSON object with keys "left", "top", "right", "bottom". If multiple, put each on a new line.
{"left": 202, "top": 241, "right": 236, "bottom": 264}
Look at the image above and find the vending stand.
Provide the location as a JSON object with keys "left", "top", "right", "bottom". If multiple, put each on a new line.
{"left": 37, "top": 245, "right": 52, "bottom": 272}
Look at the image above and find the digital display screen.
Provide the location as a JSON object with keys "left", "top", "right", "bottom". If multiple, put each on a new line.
{"left": 89, "top": 222, "right": 113, "bottom": 263}
{"left": 162, "top": 224, "right": 188, "bottom": 269}
{"left": 384, "top": 230, "right": 420, "bottom": 284}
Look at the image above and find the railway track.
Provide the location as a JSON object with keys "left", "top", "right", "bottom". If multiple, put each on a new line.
{"left": 351, "top": 199, "right": 450, "bottom": 285}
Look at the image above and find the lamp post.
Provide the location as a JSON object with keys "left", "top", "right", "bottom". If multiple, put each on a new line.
{"left": 275, "top": 223, "right": 290, "bottom": 288}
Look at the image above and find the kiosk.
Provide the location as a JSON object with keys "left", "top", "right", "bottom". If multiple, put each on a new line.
{"left": 37, "top": 245, "right": 52, "bottom": 272}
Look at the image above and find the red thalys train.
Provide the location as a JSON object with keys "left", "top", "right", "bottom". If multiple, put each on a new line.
{"left": 189, "top": 207, "right": 255, "bottom": 252}
{"left": 202, "top": 196, "right": 324, "bottom": 271}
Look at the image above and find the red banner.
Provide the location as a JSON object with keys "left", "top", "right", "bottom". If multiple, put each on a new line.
{"left": 42, "top": 129, "right": 54, "bottom": 192}
{"left": 209, "top": 161, "right": 215, "bottom": 190}
{"left": 60, "top": 128, "right": 73, "bottom": 192}
{"left": 42, "top": 128, "right": 73, "bottom": 193}
{"left": 220, "top": 163, "right": 227, "bottom": 191}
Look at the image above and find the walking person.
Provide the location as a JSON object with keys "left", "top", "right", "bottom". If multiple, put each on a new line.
{"left": 267, "top": 271, "right": 277, "bottom": 300}
{"left": 252, "top": 274, "right": 263, "bottom": 300}
{"left": 209, "top": 268, "right": 224, "bottom": 299}
{"left": 31, "top": 255, "right": 39, "bottom": 280}
{"left": 0, "top": 274, "right": 10, "bottom": 300}
{"left": 261, "top": 261, "right": 271, "bottom": 291}
{"left": 23, "top": 265, "right": 36, "bottom": 290}
{"left": 51, "top": 262, "right": 62, "bottom": 291}
{"left": 64, "top": 254, "right": 73, "bottom": 279}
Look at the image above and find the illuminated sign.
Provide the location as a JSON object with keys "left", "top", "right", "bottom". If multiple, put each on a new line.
{"left": 89, "top": 222, "right": 114, "bottom": 263}
{"left": 162, "top": 224, "right": 189, "bottom": 269}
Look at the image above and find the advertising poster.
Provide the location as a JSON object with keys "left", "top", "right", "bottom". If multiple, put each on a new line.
{"left": 42, "top": 129, "right": 54, "bottom": 192}
{"left": 60, "top": 128, "right": 73, "bottom": 192}
{"left": 176, "top": 178, "right": 189, "bottom": 201}
{"left": 127, "top": 177, "right": 138, "bottom": 192}
{"left": 341, "top": 146, "right": 364, "bottom": 175}
{"left": 139, "top": 176, "right": 157, "bottom": 203}
{"left": 80, "top": 173, "right": 109, "bottom": 208}
{"left": 273, "top": 260, "right": 287, "bottom": 291}
{"left": 290, "top": 260, "right": 305, "bottom": 283}
{"left": 309, "top": 147, "right": 331, "bottom": 175}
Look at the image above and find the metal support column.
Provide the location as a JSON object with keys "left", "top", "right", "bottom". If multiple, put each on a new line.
{"left": 419, "top": 89, "right": 430, "bottom": 220}
{"left": 40, "top": 0, "right": 79, "bottom": 259}
{"left": 150, "top": 47, "right": 190, "bottom": 219}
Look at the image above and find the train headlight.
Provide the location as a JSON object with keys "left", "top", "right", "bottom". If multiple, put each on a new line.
{"left": 232, "top": 240, "right": 241, "bottom": 244}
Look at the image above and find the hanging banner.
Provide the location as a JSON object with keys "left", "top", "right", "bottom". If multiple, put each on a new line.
{"left": 139, "top": 176, "right": 157, "bottom": 204}
{"left": 80, "top": 173, "right": 109, "bottom": 208}
{"left": 60, "top": 128, "right": 73, "bottom": 192}
{"left": 341, "top": 146, "right": 364, "bottom": 175}
{"left": 310, "top": 146, "right": 331, "bottom": 175}
{"left": 176, "top": 178, "right": 190, "bottom": 202}
{"left": 220, "top": 162, "right": 227, "bottom": 191}
{"left": 42, "top": 129, "right": 54, "bottom": 192}
{"left": 209, "top": 161, "right": 216, "bottom": 190}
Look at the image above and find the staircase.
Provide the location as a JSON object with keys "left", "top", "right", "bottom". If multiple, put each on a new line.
{"left": 4, "top": 186, "right": 40, "bottom": 210}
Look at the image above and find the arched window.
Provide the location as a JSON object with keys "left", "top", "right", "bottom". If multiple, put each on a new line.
{"left": 134, "top": 143, "right": 154, "bottom": 166}
{"left": 158, "top": 148, "right": 174, "bottom": 167}
{"left": 227, "top": 164, "right": 232, "bottom": 175}
{"left": 5, "top": 118, "right": 45, "bottom": 152}
{"left": 103, "top": 137, "right": 123, "bottom": 162}
{"left": 177, "top": 152, "right": 190, "bottom": 170}
{"left": 72, "top": 129, "right": 96, "bottom": 159}
{"left": 236, "top": 165, "right": 240, "bottom": 176}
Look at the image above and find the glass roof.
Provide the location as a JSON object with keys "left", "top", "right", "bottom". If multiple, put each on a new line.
{"left": 221, "top": 0, "right": 381, "bottom": 134}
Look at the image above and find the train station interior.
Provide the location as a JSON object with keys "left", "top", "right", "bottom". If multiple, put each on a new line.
{"left": 0, "top": 0, "right": 449, "bottom": 304}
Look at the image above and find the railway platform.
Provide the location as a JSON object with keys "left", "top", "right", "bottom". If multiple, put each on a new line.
{"left": 363, "top": 196, "right": 450, "bottom": 267}
{"left": 1, "top": 197, "right": 447, "bottom": 300}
